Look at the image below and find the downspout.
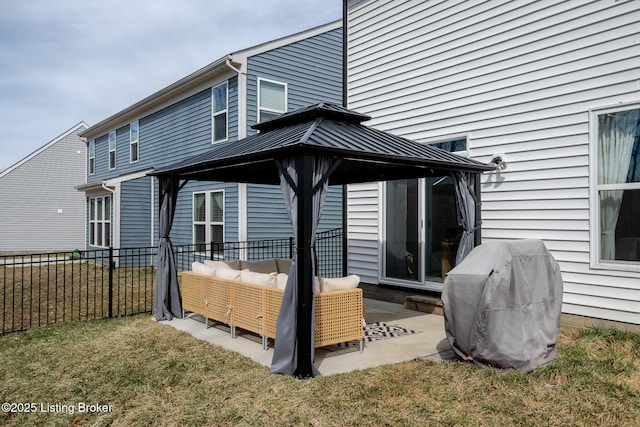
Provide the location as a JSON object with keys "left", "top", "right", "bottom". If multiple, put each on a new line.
{"left": 342, "top": 0, "right": 349, "bottom": 276}
{"left": 225, "top": 58, "right": 249, "bottom": 255}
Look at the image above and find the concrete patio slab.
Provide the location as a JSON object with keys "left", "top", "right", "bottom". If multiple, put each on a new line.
{"left": 158, "top": 298, "right": 454, "bottom": 376}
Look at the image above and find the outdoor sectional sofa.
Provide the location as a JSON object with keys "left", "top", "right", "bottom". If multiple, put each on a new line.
{"left": 180, "top": 258, "right": 364, "bottom": 351}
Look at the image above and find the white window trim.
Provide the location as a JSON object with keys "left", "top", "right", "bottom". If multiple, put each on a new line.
{"left": 588, "top": 102, "right": 640, "bottom": 273}
{"left": 193, "top": 190, "right": 225, "bottom": 253}
{"left": 257, "top": 77, "right": 287, "bottom": 123}
{"left": 88, "top": 140, "right": 95, "bottom": 175}
{"left": 89, "top": 195, "right": 111, "bottom": 248}
{"left": 108, "top": 131, "right": 117, "bottom": 170}
{"left": 130, "top": 121, "right": 139, "bottom": 164}
{"left": 212, "top": 82, "right": 229, "bottom": 143}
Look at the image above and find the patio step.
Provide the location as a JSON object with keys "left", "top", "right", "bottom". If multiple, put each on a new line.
{"left": 404, "top": 295, "right": 444, "bottom": 316}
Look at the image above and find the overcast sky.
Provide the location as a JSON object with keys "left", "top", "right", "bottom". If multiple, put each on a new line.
{"left": 0, "top": 0, "right": 342, "bottom": 171}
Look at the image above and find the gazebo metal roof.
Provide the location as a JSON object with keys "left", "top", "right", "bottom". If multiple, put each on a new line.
{"left": 151, "top": 102, "right": 494, "bottom": 183}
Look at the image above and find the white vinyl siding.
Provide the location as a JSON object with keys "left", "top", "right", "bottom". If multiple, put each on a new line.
{"left": 346, "top": 182, "right": 381, "bottom": 285}
{"left": 0, "top": 123, "right": 87, "bottom": 252}
{"left": 347, "top": 0, "right": 640, "bottom": 324}
{"left": 258, "top": 78, "right": 287, "bottom": 123}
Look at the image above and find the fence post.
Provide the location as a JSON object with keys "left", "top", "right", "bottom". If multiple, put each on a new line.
{"left": 108, "top": 247, "right": 114, "bottom": 318}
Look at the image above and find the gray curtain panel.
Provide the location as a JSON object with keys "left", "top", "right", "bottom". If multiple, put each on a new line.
{"left": 154, "top": 175, "right": 183, "bottom": 321}
{"left": 452, "top": 171, "right": 477, "bottom": 266}
{"left": 270, "top": 156, "right": 331, "bottom": 375}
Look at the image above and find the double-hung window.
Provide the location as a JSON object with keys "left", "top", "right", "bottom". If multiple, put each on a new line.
{"left": 108, "top": 131, "right": 117, "bottom": 170}
{"left": 130, "top": 121, "right": 139, "bottom": 163}
{"left": 592, "top": 105, "right": 640, "bottom": 266}
{"left": 212, "top": 82, "right": 228, "bottom": 142}
{"left": 193, "top": 191, "right": 225, "bottom": 253}
{"left": 258, "top": 78, "right": 286, "bottom": 123}
{"left": 89, "top": 196, "right": 111, "bottom": 248}
{"left": 88, "top": 140, "right": 95, "bottom": 175}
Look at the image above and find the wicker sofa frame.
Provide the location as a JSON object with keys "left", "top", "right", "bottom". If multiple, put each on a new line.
{"left": 180, "top": 271, "right": 364, "bottom": 351}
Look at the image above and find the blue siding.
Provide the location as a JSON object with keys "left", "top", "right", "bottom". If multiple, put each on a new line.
{"left": 140, "top": 89, "right": 213, "bottom": 171}
{"left": 88, "top": 88, "right": 213, "bottom": 182}
{"left": 90, "top": 134, "right": 110, "bottom": 181}
{"left": 228, "top": 76, "right": 239, "bottom": 141}
{"left": 120, "top": 177, "right": 152, "bottom": 248}
{"left": 167, "top": 181, "right": 239, "bottom": 246}
{"left": 247, "top": 184, "right": 293, "bottom": 240}
{"left": 246, "top": 185, "right": 343, "bottom": 240}
{"left": 246, "top": 27, "right": 343, "bottom": 135}
{"left": 244, "top": 27, "right": 343, "bottom": 240}
{"left": 84, "top": 26, "right": 342, "bottom": 252}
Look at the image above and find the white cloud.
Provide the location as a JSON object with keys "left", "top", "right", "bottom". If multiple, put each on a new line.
{"left": 0, "top": 0, "right": 341, "bottom": 171}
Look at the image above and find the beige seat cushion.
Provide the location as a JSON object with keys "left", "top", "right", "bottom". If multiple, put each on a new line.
{"left": 275, "top": 258, "right": 293, "bottom": 274}
{"left": 320, "top": 275, "right": 361, "bottom": 292}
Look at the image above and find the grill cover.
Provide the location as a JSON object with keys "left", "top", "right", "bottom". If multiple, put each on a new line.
{"left": 442, "top": 239, "right": 563, "bottom": 372}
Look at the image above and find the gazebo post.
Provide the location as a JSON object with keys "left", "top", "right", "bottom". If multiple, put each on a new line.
{"left": 295, "top": 153, "right": 315, "bottom": 379}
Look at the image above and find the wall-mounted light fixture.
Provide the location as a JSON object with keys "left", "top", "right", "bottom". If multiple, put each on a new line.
{"left": 490, "top": 153, "right": 508, "bottom": 170}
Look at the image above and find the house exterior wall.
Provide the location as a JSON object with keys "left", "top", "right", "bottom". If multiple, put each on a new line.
{"left": 120, "top": 176, "right": 152, "bottom": 248}
{"left": 347, "top": 0, "right": 640, "bottom": 324}
{"left": 83, "top": 24, "right": 344, "bottom": 254}
{"left": 245, "top": 26, "right": 344, "bottom": 241}
{"left": 0, "top": 123, "right": 88, "bottom": 252}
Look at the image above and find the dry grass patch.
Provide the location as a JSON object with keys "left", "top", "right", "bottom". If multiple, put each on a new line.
{"left": 0, "top": 315, "right": 639, "bottom": 426}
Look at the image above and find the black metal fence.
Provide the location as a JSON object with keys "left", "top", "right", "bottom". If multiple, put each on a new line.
{"left": 0, "top": 229, "right": 343, "bottom": 335}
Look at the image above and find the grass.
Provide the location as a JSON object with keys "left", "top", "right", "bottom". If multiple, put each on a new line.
{"left": 0, "top": 316, "right": 639, "bottom": 426}
{"left": 1, "top": 263, "right": 155, "bottom": 333}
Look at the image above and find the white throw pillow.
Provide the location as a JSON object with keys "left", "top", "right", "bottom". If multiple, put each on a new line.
{"left": 276, "top": 273, "right": 288, "bottom": 290}
{"left": 239, "top": 270, "right": 277, "bottom": 287}
{"left": 274, "top": 273, "right": 320, "bottom": 294}
{"left": 320, "top": 275, "right": 361, "bottom": 292}
{"left": 214, "top": 267, "right": 243, "bottom": 281}
{"left": 191, "top": 262, "right": 216, "bottom": 276}
{"left": 204, "top": 259, "right": 241, "bottom": 270}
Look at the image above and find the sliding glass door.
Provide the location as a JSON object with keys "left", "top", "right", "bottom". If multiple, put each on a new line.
{"left": 385, "top": 179, "right": 421, "bottom": 282}
{"left": 384, "top": 175, "right": 460, "bottom": 288}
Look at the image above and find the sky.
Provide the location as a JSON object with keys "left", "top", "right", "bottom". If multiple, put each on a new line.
{"left": 0, "top": 0, "right": 342, "bottom": 171}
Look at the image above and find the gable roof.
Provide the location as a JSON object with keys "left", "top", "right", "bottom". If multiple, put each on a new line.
{"left": 0, "top": 122, "right": 89, "bottom": 179}
{"left": 151, "top": 102, "right": 493, "bottom": 185}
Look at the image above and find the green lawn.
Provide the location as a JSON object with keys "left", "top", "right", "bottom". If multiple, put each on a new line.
{"left": 1, "top": 315, "right": 639, "bottom": 426}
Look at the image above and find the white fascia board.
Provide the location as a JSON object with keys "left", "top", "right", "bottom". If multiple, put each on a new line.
{"left": 1, "top": 122, "right": 89, "bottom": 179}
{"left": 103, "top": 169, "right": 154, "bottom": 186}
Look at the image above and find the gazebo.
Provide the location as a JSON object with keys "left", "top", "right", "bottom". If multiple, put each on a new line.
{"left": 151, "top": 102, "right": 494, "bottom": 378}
